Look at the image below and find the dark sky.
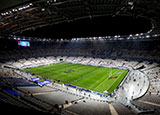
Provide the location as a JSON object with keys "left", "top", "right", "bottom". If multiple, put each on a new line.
{"left": 18, "top": 16, "right": 152, "bottom": 39}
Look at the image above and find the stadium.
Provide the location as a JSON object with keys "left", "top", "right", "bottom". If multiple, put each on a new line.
{"left": 0, "top": 0, "right": 160, "bottom": 115}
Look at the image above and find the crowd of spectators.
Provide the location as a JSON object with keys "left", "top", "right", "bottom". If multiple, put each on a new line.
{"left": 0, "top": 38, "right": 160, "bottom": 63}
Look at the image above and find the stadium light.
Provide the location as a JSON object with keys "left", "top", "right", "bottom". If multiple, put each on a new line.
{"left": 128, "top": 1, "right": 134, "bottom": 6}
{"left": 135, "top": 34, "right": 139, "bottom": 36}
{"left": 131, "top": 6, "right": 134, "bottom": 10}
{"left": 146, "top": 35, "right": 150, "bottom": 38}
{"left": 41, "top": 8, "right": 45, "bottom": 11}
{"left": 29, "top": 3, "right": 33, "bottom": 6}
{"left": 114, "top": 35, "right": 118, "bottom": 38}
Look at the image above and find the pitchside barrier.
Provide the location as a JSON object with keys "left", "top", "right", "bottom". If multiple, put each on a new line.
{"left": 30, "top": 77, "right": 42, "bottom": 82}
{"left": 30, "top": 77, "right": 52, "bottom": 86}
{"left": 64, "top": 83, "right": 108, "bottom": 98}
{"left": 38, "top": 80, "right": 52, "bottom": 86}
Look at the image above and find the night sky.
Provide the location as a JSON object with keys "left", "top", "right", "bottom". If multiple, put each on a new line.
{"left": 18, "top": 16, "right": 152, "bottom": 39}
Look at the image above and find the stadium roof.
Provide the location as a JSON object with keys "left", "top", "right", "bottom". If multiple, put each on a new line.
{"left": 0, "top": 0, "right": 160, "bottom": 36}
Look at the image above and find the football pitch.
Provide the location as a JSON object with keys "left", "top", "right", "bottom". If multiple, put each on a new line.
{"left": 24, "top": 62, "right": 128, "bottom": 93}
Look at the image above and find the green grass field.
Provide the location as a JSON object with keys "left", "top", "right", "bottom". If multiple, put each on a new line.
{"left": 24, "top": 62, "right": 128, "bottom": 93}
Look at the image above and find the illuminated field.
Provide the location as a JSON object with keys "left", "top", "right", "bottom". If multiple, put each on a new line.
{"left": 24, "top": 62, "right": 128, "bottom": 93}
